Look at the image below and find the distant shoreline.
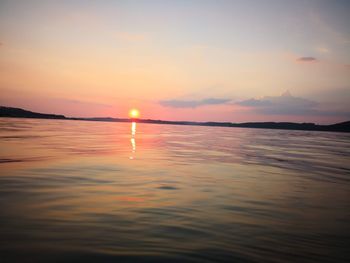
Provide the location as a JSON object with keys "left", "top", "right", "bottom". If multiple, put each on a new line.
{"left": 1, "top": 106, "right": 349, "bottom": 133}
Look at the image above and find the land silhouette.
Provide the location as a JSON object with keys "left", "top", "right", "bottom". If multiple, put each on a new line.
{"left": 1, "top": 106, "right": 349, "bottom": 133}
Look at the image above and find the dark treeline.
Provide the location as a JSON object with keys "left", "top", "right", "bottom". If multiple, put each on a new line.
{"left": 1, "top": 106, "right": 349, "bottom": 133}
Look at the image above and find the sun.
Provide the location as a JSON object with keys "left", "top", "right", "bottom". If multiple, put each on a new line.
{"left": 129, "top": 109, "right": 140, "bottom": 118}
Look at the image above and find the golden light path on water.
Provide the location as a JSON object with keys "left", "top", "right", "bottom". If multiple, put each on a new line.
{"left": 130, "top": 122, "right": 136, "bottom": 160}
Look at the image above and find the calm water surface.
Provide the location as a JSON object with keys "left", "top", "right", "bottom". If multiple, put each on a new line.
{"left": 0, "top": 118, "right": 349, "bottom": 262}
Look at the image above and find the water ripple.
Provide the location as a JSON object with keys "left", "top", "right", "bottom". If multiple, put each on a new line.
{"left": 0, "top": 118, "right": 349, "bottom": 262}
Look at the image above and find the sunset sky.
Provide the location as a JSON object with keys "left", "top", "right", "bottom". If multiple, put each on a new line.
{"left": 1, "top": 0, "right": 349, "bottom": 123}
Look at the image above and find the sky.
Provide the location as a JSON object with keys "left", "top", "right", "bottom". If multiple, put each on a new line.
{"left": 1, "top": 0, "right": 350, "bottom": 124}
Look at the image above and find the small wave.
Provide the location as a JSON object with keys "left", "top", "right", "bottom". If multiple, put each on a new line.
{"left": 158, "top": 185, "right": 179, "bottom": 190}
{"left": 0, "top": 158, "right": 23, "bottom": 163}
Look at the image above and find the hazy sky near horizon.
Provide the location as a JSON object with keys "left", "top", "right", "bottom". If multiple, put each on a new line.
{"left": 1, "top": 0, "right": 350, "bottom": 123}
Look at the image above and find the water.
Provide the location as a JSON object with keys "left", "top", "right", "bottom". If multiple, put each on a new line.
{"left": 0, "top": 118, "right": 349, "bottom": 263}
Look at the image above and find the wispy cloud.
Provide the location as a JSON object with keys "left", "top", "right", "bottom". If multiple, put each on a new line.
{"left": 297, "top": 57, "right": 317, "bottom": 62}
{"left": 236, "top": 91, "right": 318, "bottom": 115}
{"left": 160, "top": 98, "right": 231, "bottom": 108}
{"left": 316, "top": 47, "right": 330, "bottom": 54}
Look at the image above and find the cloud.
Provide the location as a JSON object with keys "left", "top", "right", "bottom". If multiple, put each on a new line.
{"left": 316, "top": 47, "right": 329, "bottom": 54}
{"left": 160, "top": 98, "right": 231, "bottom": 108}
{"left": 297, "top": 57, "right": 317, "bottom": 62}
{"left": 236, "top": 91, "right": 319, "bottom": 115}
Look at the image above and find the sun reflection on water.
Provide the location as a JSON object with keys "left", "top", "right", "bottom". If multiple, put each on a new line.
{"left": 130, "top": 122, "right": 136, "bottom": 159}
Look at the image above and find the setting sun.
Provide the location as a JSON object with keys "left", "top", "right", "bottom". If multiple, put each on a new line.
{"left": 129, "top": 109, "right": 140, "bottom": 118}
